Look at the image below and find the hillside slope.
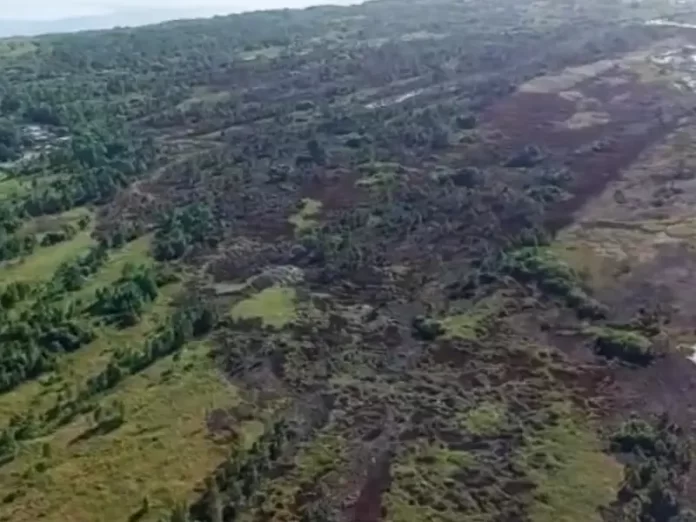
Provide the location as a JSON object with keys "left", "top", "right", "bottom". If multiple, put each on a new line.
{"left": 0, "top": 1, "right": 695, "bottom": 521}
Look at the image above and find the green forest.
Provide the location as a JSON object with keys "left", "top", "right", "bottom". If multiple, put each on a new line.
{"left": 1, "top": 0, "right": 696, "bottom": 521}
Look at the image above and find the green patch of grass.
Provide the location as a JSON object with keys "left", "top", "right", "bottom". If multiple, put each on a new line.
{"left": 20, "top": 207, "right": 92, "bottom": 236}
{"left": 440, "top": 295, "right": 501, "bottom": 340}
{"left": 0, "top": 39, "right": 37, "bottom": 58}
{"left": 517, "top": 405, "right": 622, "bottom": 522}
{"left": 289, "top": 198, "right": 322, "bottom": 233}
{"left": 0, "top": 281, "right": 184, "bottom": 427}
{"left": 0, "top": 172, "right": 63, "bottom": 201}
{"left": 230, "top": 286, "right": 298, "bottom": 328}
{"left": 462, "top": 402, "right": 505, "bottom": 437}
{"left": 355, "top": 162, "right": 403, "bottom": 189}
{"left": 441, "top": 311, "right": 489, "bottom": 340}
{"left": 0, "top": 224, "right": 95, "bottom": 284}
{"left": 238, "top": 45, "right": 285, "bottom": 61}
{"left": 0, "top": 173, "right": 29, "bottom": 199}
{"left": 385, "top": 440, "right": 475, "bottom": 522}
{"left": 176, "top": 87, "right": 232, "bottom": 110}
{"left": 66, "top": 281, "right": 184, "bottom": 382}
{"left": 0, "top": 340, "right": 240, "bottom": 522}
{"left": 71, "top": 235, "right": 153, "bottom": 304}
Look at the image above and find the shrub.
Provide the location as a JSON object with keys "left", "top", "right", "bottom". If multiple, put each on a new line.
{"left": 412, "top": 316, "right": 445, "bottom": 341}
{"left": 590, "top": 327, "right": 655, "bottom": 366}
{"left": 504, "top": 248, "right": 606, "bottom": 318}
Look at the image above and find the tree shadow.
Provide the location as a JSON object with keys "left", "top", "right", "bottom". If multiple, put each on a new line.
{"left": 68, "top": 417, "right": 123, "bottom": 446}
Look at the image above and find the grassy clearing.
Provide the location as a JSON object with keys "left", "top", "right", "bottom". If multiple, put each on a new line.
{"left": 0, "top": 39, "right": 37, "bottom": 59}
{"left": 441, "top": 311, "right": 490, "bottom": 340}
{"left": 0, "top": 172, "right": 63, "bottom": 201}
{"left": 0, "top": 174, "right": 28, "bottom": 200}
{"left": 19, "top": 205, "right": 91, "bottom": 236}
{"left": 288, "top": 198, "right": 322, "bottom": 232}
{"left": 176, "top": 87, "right": 232, "bottom": 110}
{"left": 440, "top": 296, "right": 500, "bottom": 340}
{"left": 231, "top": 286, "right": 298, "bottom": 328}
{"left": 238, "top": 45, "right": 285, "bottom": 61}
{"left": 0, "top": 340, "right": 239, "bottom": 522}
{"left": 517, "top": 406, "right": 622, "bottom": 522}
{"left": 0, "top": 281, "right": 184, "bottom": 427}
{"left": 552, "top": 232, "right": 637, "bottom": 291}
{"left": 385, "top": 440, "right": 475, "bottom": 522}
{"left": 71, "top": 235, "right": 153, "bottom": 304}
{"left": 64, "top": 280, "right": 184, "bottom": 383}
{"left": 0, "top": 232, "right": 160, "bottom": 425}
{"left": 0, "top": 223, "right": 95, "bottom": 284}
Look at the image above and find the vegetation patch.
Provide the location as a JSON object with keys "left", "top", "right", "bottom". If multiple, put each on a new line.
{"left": 606, "top": 415, "right": 693, "bottom": 521}
{"left": 441, "top": 310, "right": 492, "bottom": 341}
{"left": 0, "top": 39, "right": 37, "bottom": 58}
{"left": 71, "top": 235, "right": 153, "bottom": 303}
{"left": 239, "top": 431, "right": 348, "bottom": 522}
{"left": 505, "top": 248, "right": 607, "bottom": 319}
{"left": 1, "top": 211, "right": 95, "bottom": 284}
{"left": 385, "top": 440, "right": 475, "bottom": 522}
{"left": 153, "top": 204, "right": 222, "bottom": 261}
{"left": 176, "top": 87, "right": 232, "bottom": 110}
{"left": 0, "top": 1, "right": 691, "bottom": 521}
{"left": 238, "top": 45, "right": 285, "bottom": 61}
{"left": 230, "top": 286, "right": 298, "bottom": 328}
{"left": 0, "top": 173, "right": 28, "bottom": 199}
{"left": 289, "top": 198, "right": 322, "bottom": 233}
{"left": 0, "top": 341, "right": 238, "bottom": 522}
{"left": 462, "top": 401, "right": 506, "bottom": 437}
{"left": 516, "top": 406, "right": 622, "bottom": 522}
{"left": 355, "top": 163, "right": 400, "bottom": 190}
{"left": 88, "top": 264, "right": 160, "bottom": 327}
{"left": 0, "top": 281, "right": 183, "bottom": 432}
{"left": 586, "top": 326, "right": 655, "bottom": 365}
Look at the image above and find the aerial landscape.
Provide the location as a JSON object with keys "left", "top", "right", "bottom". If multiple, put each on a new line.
{"left": 3, "top": 0, "right": 696, "bottom": 521}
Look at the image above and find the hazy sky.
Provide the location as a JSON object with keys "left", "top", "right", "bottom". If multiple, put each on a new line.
{"left": 2, "top": 0, "right": 354, "bottom": 20}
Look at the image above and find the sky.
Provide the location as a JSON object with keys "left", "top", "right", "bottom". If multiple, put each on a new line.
{"left": 1, "top": 0, "right": 354, "bottom": 20}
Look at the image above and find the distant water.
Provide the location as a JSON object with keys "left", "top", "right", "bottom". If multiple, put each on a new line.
{"left": 0, "top": 0, "right": 361, "bottom": 37}
{"left": 2, "top": 0, "right": 359, "bottom": 22}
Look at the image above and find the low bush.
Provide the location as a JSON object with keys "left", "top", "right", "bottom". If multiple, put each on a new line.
{"left": 590, "top": 327, "right": 655, "bottom": 366}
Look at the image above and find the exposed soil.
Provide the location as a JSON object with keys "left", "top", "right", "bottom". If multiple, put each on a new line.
{"left": 483, "top": 39, "right": 696, "bottom": 229}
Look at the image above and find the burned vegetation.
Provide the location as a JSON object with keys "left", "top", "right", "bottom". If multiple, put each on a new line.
{"left": 1, "top": 0, "right": 696, "bottom": 521}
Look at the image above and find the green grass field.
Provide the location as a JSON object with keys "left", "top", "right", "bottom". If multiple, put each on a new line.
{"left": 518, "top": 406, "right": 622, "bottom": 522}
{"left": 0, "top": 214, "right": 250, "bottom": 522}
{"left": 70, "top": 235, "right": 153, "bottom": 305}
{"left": 0, "top": 340, "right": 240, "bottom": 522}
{"left": 231, "top": 286, "right": 298, "bottom": 328}
{"left": 1, "top": 208, "right": 96, "bottom": 284}
{"left": 0, "top": 274, "right": 182, "bottom": 427}
{"left": 0, "top": 174, "right": 28, "bottom": 200}
{"left": 0, "top": 172, "right": 65, "bottom": 202}
{"left": 0, "top": 39, "right": 38, "bottom": 59}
